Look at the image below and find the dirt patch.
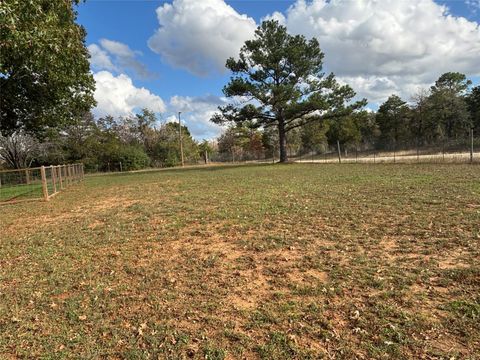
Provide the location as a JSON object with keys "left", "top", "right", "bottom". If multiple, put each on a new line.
{"left": 436, "top": 250, "right": 471, "bottom": 270}
{"left": 2, "top": 196, "right": 139, "bottom": 236}
{"left": 74, "top": 197, "right": 139, "bottom": 214}
{"left": 226, "top": 270, "right": 272, "bottom": 310}
{"left": 88, "top": 219, "right": 104, "bottom": 229}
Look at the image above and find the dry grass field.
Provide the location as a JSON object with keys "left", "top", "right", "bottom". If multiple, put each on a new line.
{"left": 1, "top": 164, "right": 479, "bottom": 359}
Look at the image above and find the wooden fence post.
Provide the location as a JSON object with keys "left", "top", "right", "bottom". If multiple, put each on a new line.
{"left": 40, "top": 166, "right": 49, "bottom": 201}
{"left": 50, "top": 165, "right": 57, "bottom": 194}
{"left": 58, "top": 166, "right": 63, "bottom": 189}
{"left": 25, "top": 169, "right": 30, "bottom": 185}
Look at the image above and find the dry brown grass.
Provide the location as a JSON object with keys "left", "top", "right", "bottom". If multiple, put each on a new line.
{"left": 1, "top": 163, "right": 479, "bottom": 359}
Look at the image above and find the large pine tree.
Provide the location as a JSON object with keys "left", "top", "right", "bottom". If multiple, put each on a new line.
{"left": 211, "top": 20, "right": 365, "bottom": 162}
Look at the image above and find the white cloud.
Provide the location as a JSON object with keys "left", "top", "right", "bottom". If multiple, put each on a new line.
{"left": 269, "top": 0, "right": 480, "bottom": 104}
{"left": 261, "top": 11, "right": 286, "bottom": 25}
{"left": 148, "top": 0, "right": 256, "bottom": 76}
{"left": 91, "top": 70, "right": 222, "bottom": 139}
{"left": 466, "top": 0, "right": 480, "bottom": 12}
{"left": 99, "top": 39, "right": 137, "bottom": 58}
{"left": 88, "top": 44, "right": 117, "bottom": 72}
{"left": 88, "top": 39, "right": 154, "bottom": 79}
{"left": 167, "top": 95, "right": 226, "bottom": 139}
{"left": 92, "top": 71, "right": 166, "bottom": 118}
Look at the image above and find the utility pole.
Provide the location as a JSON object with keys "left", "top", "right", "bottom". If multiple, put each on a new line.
{"left": 178, "top": 112, "right": 185, "bottom": 167}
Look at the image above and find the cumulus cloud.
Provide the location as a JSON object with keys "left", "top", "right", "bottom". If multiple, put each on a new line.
{"left": 88, "top": 44, "right": 117, "bottom": 72}
{"left": 167, "top": 95, "right": 227, "bottom": 139}
{"left": 91, "top": 70, "right": 223, "bottom": 139}
{"left": 92, "top": 71, "right": 166, "bottom": 118}
{"left": 88, "top": 39, "right": 155, "bottom": 79}
{"left": 99, "top": 39, "right": 137, "bottom": 58}
{"left": 269, "top": 0, "right": 480, "bottom": 103}
{"left": 148, "top": 0, "right": 256, "bottom": 76}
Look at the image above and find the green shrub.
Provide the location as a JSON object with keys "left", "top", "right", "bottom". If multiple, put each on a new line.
{"left": 114, "top": 146, "right": 150, "bottom": 171}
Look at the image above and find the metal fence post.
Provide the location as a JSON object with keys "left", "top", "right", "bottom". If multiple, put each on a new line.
{"left": 471, "top": 127, "right": 474, "bottom": 164}
{"left": 393, "top": 143, "right": 396, "bottom": 164}
{"left": 416, "top": 138, "right": 419, "bottom": 163}
{"left": 337, "top": 140, "right": 342, "bottom": 164}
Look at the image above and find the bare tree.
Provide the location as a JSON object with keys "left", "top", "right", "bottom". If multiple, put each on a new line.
{"left": 0, "top": 131, "right": 40, "bottom": 169}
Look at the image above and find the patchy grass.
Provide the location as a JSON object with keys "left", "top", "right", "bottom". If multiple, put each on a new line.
{"left": 1, "top": 163, "right": 479, "bottom": 359}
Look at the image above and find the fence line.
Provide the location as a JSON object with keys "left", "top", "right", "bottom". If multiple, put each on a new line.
{"left": 294, "top": 130, "right": 478, "bottom": 165}
{"left": 0, "top": 164, "right": 84, "bottom": 204}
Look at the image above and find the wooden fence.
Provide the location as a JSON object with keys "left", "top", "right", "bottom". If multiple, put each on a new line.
{"left": 0, "top": 164, "right": 84, "bottom": 204}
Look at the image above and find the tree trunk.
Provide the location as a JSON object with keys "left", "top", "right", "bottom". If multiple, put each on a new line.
{"left": 278, "top": 120, "right": 288, "bottom": 163}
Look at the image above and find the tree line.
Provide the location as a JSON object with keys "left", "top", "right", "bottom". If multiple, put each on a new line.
{"left": 0, "top": 109, "right": 212, "bottom": 170}
{"left": 215, "top": 71, "right": 478, "bottom": 161}
{"left": 211, "top": 21, "right": 479, "bottom": 161}
{"left": 1, "top": 4, "right": 479, "bottom": 169}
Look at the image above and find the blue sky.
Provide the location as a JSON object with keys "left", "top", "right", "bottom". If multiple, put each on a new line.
{"left": 77, "top": 1, "right": 292, "bottom": 98}
{"left": 76, "top": 0, "right": 480, "bottom": 140}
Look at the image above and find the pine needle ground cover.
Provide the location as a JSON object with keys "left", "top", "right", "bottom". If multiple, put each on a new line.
{"left": 1, "top": 164, "right": 479, "bottom": 359}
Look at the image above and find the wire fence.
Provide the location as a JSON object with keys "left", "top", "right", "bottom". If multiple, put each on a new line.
{"left": 0, "top": 164, "right": 84, "bottom": 204}
{"left": 211, "top": 130, "right": 478, "bottom": 165}
{"left": 295, "top": 133, "right": 478, "bottom": 164}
